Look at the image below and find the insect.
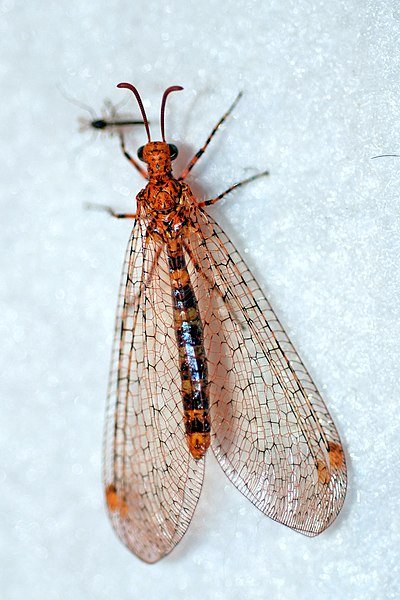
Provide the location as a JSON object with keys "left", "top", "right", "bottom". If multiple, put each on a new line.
{"left": 76, "top": 98, "right": 146, "bottom": 135}
{"left": 96, "top": 83, "right": 347, "bottom": 564}
{"left": 59, "top": 86, "right": 146, "bottom": 135}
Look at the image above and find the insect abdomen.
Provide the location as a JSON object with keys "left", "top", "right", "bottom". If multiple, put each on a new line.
{"left": 168, "top": 249, "right": 210, "bottom": 460}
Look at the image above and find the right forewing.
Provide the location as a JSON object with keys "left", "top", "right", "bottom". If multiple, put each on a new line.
{"left": 187, "top": 210, "right": 347, "bottom": 536}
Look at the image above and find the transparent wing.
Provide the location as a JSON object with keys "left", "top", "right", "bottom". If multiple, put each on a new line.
{"left": 103, "top": 220, "right": 205, "bottom": 563}
{"left": 187, "top": 209, "right": 347, "bottom": 536}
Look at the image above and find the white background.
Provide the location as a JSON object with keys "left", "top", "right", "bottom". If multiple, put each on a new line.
{"left": 1, "top": 1, "right": 399, "bottom": 598}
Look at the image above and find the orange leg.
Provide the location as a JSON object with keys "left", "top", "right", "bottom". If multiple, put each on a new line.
{"left": 199, "top": 170, "right": 269, "bottom": 207}
{"left": 143, "top": 243, "right": 162, "bottom": 289}
{"left": 179, "top": 92, "right": 243, "bottom": 181}
{"left": 84, "top": 202, "right": 137, "bottom": 219}
{"left": 119, "top": 134, "right": 148, "bottom": 180}
{"left": 183, "top": 241, "right": 218, "bottom": 291}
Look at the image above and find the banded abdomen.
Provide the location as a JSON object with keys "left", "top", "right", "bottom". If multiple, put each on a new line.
{"left": 167, "top": 245, "right": 210, "bottom": 460}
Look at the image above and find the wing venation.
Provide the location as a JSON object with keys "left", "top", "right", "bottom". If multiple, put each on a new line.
{"left": 103, "top": 220, "right": 204, "bottom": 563}
{"left": 186, "top": 209, "right": 347, "bottom": 536}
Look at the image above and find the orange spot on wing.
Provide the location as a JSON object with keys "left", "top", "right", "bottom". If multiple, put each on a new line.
{"left": 317, "top": 460, "right": 330, "bottom": 484}
{"left": 105, "top": 484, "right": 128, "bottom": 518}
{"left": 317, "top": 441, "right": 345, "bottom": 483}
{"left": 328, "top": 441, "right": 345, "bottom": 470}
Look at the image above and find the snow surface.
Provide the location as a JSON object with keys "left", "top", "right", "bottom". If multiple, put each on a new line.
{"left": 1, "top": 1, "right": 399, "bottom": 598}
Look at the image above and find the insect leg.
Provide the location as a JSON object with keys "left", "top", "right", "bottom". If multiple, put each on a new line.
{"left": 84, "top": 202, "right": 137, "bottom": 219}
{"left": 119, "top": 134, "right": 148, "bottom": 179}
{"left": 179, "top": 92, "right": 243, "bottom": 181}
{"left": 183, "top": 240, "right": 218, "bottom": 290}
{"left": 143, "top": 241, "right": 162, "bottom": 289}
{"left": 57, "top": 84, "right": 97, "bottom": 120}
{"left": 183, "top": 240, "right": 246, "bottom": 330}
{"left": 106, "top": 92, "right": 130, "bottom": 116}
{"left": 199, "top": 170, "right": 269, "bottom": 207}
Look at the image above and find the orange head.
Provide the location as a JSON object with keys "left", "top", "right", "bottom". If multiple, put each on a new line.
{"left": 137, "top": 141, "right": 178, "bottom": 178}
{"left": 117, "top": 82, "right": 182, "bottom": 179}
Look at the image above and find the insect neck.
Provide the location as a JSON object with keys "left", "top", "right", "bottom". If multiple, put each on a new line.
{"left": 147, "top": 168, "right": 174, "bottom": 184}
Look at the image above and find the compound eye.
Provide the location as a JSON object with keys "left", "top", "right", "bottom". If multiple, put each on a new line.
{"left": 137, "top": 146, "right": 145, "bottom": 161}
{"left": 168, "top": 144, "right": 178, "bottom": 160}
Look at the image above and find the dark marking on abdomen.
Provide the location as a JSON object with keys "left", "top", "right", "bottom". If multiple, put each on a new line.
{"left": 167, "top": 245, "right": 210, "bottom": 460}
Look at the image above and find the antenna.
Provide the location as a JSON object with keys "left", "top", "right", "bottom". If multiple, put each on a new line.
{"left": 117, "top": 82, "right": 151, "bottom": 142}
{"left": 160, "top": 86, "right": 184, "bottom": 142}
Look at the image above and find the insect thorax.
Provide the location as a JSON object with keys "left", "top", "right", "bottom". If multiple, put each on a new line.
{"left": 138, "top": 180, "right": 196, "bottom": 242}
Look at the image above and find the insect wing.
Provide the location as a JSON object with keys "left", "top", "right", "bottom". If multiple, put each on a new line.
{"left": 103, "top": 220, "right": 205, "bottom": 563}
{"left": 188, "top": 210, "right": 347, "bottom": 536}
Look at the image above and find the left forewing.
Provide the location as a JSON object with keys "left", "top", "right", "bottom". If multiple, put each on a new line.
{"left": 103, "top": 220, "right": 204, "bottom": 563}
